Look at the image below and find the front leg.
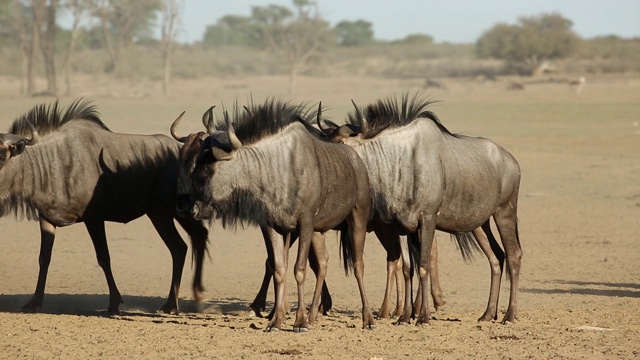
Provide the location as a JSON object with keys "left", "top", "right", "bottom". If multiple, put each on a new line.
{"left": 416, "top": 215, "right": 437, "bottom": 326}
{"left": 292, "top": 221, "right": 313, "bottom": 332}
{"left": 265, "top": 232, "right": 290, "bottom": 332}
{"left": 23, "top": 218, "right": 57, "bottom": 312}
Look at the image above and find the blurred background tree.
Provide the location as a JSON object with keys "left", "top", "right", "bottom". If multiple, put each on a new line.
{"left": 476, "top": 13, "right": 582, "bottom": 76}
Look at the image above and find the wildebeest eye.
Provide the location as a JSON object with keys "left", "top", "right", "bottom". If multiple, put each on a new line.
{"left": 9, "top": 141, "right": 26, "bottom": 156}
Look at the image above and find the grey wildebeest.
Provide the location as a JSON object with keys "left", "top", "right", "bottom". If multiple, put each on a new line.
{"left": 175, "top": 100, "right": 375, "bottom": 331}
{"left": 170, "top": 103, "right": 332, "bottom": 319}
{"left": 1, "top": 100, "right": 209, "bottom": 315}
{"left": 318, "top": 93, "right": 522, "bottom": 325}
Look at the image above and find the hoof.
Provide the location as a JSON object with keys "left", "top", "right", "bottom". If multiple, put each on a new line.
{"left": 264, "top": 326, "right": 281, "bottom": 333}
{"left": 293, "top": 326, "right": 310, "bottom": 333}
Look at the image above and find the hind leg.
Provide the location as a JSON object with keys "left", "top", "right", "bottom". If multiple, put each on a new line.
{"left": 148, "top": 214, "right": 188, "bottom": 314}
{"left": 22, "top": 218, "right": 56, "bottom": 312}
{"left": 493, "top": 205, "right": 522, "bottom": 324}
{"left": 176, "top": 217, "right": 209, "bottom": 306}
{"left": 308, "top": 232, "right": 332, "bottom": 315}
{"left": 348, "top": 215, "right": 376, "bottom": 330}
{"left": 85, "top": 220, "right": 123, "bottom": 315}
{"left": 250, "top": 226, "right": 277, "bottom": 317}
{"left": 416, "top": 215, "right": 437, "bottom": 326}
{"left": 307, "top": 232, "right": 328, "bottom": 325}
{"left": 372, "top": 222, "right": 401, "bottom": 319}
{"left": 474, "top": 222, "right": 505, "bottom": 321}
{"left": 429, "top": 239, "right": 446, "bottom": 311}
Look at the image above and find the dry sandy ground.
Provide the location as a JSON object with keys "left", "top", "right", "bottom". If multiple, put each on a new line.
{"left": 0, "top": 75, "right": 639, "bottom": 359}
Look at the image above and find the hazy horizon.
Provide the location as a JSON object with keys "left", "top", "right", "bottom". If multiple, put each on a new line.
{"left": 170, "top": 0, "right": 639, "bottom": 44}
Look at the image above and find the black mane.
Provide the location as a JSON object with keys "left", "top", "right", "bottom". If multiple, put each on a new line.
{"left": 347, "top": 93, "right": 461, "bottom": 138}
{"left": 9, "top": 99, "right": 108, "bottom": 137}
{"left": 216, "top": 98, "right": 317, "bottom": 145}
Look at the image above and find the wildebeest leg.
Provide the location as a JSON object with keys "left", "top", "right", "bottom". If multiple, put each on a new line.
{"left": 175, "top": 216, "right": 208, "bottom": 307}
{"left": 413, "top": 236, "right": 445, "bottom": 317}
{"left": 307, "top": 232, "right": 329, "bottom": 325}
{"left": 265, "top": 232, "right": 289, "bottom": 332}
{"left": 148, "top": 213, "right": 188, "bottom": 314}
{"left": 292, "top": 220, "right": 313, "bottom": 332}
{"left": 22, "top": 218, "right": 56, "bottom": 312}
{"left": 416, "top": 216, "right": 437, "bottom": 325}
{"left": 84, "top": 220, "right": 123, "bottom": 315}
{"left": 428, "top": 239, "right": 446, "bottom": 310}
{"left": 396, "top": 235, "right": 414, "bottom": 325}
{"left": 371, "top": 222, "right": 401, "bottom": 319}
{"left": 393, "top": 252, "right": 405, "bottom": 317}
{"left": 348, "top": 216, "right": 376, "bottom": 330}
{"left": 250, "top": 226, "right": 277, "bottom": 317}
{"left": 493, "top": 203, "right": 522, "bottom": 324}
{"left": 308, "top": 237, "right": 333, "bottom": 315}
{"left": 474, "top": 222, "right": 505, "bottom": 321}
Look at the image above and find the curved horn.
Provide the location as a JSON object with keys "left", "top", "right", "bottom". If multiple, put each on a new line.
{"left": 24, "top": 119, "right": 39, "bottom": 146}
{"left": 351, "top": 99, "right": 368, "bottom": 134}
{"left": 170, "top": 111, "right": 187, "bottom": 143}
{"left": 225, "top": 110, "right": 242, "bottom": 150}
{"left": 316, "top": 102, "right": 330, "bottom": 131}
{"left": 201, "top": 106, "right": 216, "bottom": 133}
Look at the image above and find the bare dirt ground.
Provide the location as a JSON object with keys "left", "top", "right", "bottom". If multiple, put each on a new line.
{"left": 0, "top": 74, "right": 639, "bottom": 359}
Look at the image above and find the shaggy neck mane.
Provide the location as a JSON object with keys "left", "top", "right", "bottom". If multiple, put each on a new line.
{"left": 347, "top": 93, "right": 461, "bottom": 138}
{"left": 215, "top": 99, "right": 318, "bottom": 145}
{"left": 8, "top": 98, "right": 108, "bottom": 137}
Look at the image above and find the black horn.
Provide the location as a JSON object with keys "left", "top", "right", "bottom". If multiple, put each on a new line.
{"left": 225, "top": 111, "right": 242, "bottom": 150}
{"left": 170, "top": 111, "right": 188, "bottom": 143}
{"left": 316, "top": 102, "right": 331, "bottom": 132}
{"left": 202, "top": 106, "right": 216, "bottom": 133}
{"left": 24, "top": 119, "right": 39, "bottom": 146}
{"left": 351, "top": 99, "right": 368, "bottom": 134}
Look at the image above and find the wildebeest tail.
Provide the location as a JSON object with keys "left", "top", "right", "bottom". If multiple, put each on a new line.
{"left": 407, "top": 232, "right": 420, "bottom": 278}
{"left": 338, "top": 223, "right": 354, "bottom": 276}
{"left": 452, "top": 232, "right": 482, "bottom": 263}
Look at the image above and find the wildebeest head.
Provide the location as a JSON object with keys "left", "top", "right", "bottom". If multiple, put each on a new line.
{"left": 0, "top": 120, "right": 39, "bottom": 169}
{"left": 316, "top": 100, "right": 389, "bottom": 146}
{"left": 171, "top": 107, "right": 218, "bottom": 217}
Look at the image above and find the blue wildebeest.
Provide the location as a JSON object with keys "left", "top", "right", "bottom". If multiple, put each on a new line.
{"left": 171, "top": 104, "right": 333, "bottom": 319}
{"left": 319, "top": 93, "right": 522, "bottom": 325}
{"left": 175, "top": 100, "right": 375, "bottom": 331}
{"left": 1, "top": 100, "right": 209, "bottom": 315}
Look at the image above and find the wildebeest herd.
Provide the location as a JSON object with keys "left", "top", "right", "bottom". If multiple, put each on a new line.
{"left": 1, "top": 93, "right": 522, "bottom": 332}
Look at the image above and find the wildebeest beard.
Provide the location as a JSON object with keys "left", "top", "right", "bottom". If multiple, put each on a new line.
{"left": 197, "top": 186, "right": 292, "bottom": 231}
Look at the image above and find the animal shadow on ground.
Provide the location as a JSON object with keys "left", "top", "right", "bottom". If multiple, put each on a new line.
{"left": 0, "top": 293, "right": 220, "bottom": 316}
{"left": 522, "top": 280, "right": 640, "bottom": 298}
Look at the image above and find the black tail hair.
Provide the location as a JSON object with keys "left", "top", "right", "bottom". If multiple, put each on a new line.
{"left": 452, "top": 232, "right": 482, "bottom": 263}
{"left": 407, "top": 232, "right": 420, "bottom": 278}
{"left": 338, "top": 223, "right": 354, "bottom": 276}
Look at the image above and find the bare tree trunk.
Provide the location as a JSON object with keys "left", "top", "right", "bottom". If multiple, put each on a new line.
{"left": 288, "top": 63, "right": 299, "bottom": 97}
{"left": 63, "top": 0, "right": 84, "bottom": 96}
{"left": 32, "top": 0, "right": 58, "bottom": 95}
{"left": 27, "top": 5, "right": 39, "bottom": 95}
{"left": 161, "top": 0, "right": 181, "bottom": 96}
{"left": 13, "top": 0, "right": 30, "bottom": 95}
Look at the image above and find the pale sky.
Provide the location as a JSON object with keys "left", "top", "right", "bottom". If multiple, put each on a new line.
{"left": 175, "top": 0, "right": 639, "bottom": 43}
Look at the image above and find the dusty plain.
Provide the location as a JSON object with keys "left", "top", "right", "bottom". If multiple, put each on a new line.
{"left": 0, "top": 74, "right": 639, "bottom": 359}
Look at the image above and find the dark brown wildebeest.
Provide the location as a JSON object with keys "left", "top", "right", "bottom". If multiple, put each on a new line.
{"left": 319, "top": 93, "right": 522, "bottom": 325}
{"left": 1, "top": 100, "right": 209, "bottom": 315}
{"left": 176, "top": 100, "right": 375, "bottom": 331}
{"left": 171, "top": 104, "right": 333, "bottom": 320}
